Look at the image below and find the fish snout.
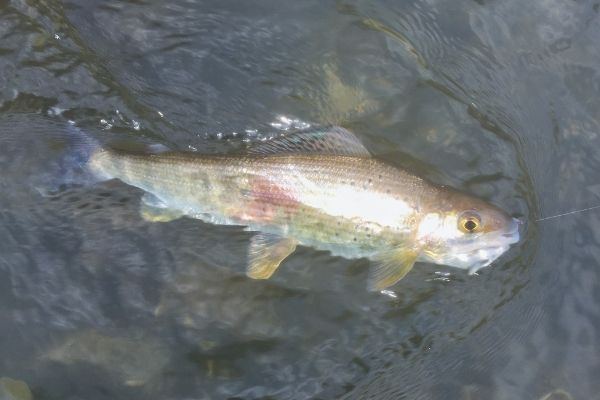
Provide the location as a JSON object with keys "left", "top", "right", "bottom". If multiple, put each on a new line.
{"left": 500, "top": 218, "right": 520, "bottom": 243}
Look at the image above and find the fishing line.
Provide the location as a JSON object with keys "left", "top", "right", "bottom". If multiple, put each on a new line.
{"left": 536, "top": 204, "right": 600, "bottom": 222}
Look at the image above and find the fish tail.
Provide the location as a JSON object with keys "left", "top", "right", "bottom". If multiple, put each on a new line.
{"left": 37, "top": 124, "right": 104, "bottom": 194}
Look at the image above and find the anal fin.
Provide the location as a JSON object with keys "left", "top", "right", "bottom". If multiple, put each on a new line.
{"left": 247, "top": 233, "right": 298, "bottom": 279}
{"left": 367, "top": 248, "right": 418, "bottom": 291}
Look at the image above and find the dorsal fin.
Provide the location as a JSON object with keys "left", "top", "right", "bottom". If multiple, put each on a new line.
{"left": 247, "top": 127, "right": 371, "bottom": 157}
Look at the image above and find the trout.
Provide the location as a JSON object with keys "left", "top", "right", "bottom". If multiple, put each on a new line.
{"left": 72, "top": 127, "right": 519, "bottom": 291}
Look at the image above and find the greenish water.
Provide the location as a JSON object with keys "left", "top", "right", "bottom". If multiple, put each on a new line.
{"left": 0, "top": 0, "right": 598, "bottom": 399}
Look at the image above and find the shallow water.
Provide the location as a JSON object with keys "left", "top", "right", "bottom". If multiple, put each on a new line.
{"left": 0, "top": 0, "right": 599, "bottom": 399}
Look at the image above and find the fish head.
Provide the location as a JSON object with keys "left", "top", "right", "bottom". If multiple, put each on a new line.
{"left": 416, "top": 191, "right": 520, "bottom": 274}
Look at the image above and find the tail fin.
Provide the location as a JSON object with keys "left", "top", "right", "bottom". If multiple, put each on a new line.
{"left": 37, "top": 123, "right": 103, "bottom": 195}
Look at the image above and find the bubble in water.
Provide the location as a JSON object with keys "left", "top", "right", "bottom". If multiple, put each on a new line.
{"left": 270, "top": 115, "right": 311, "bottom": 131}
{"left": 426, "top": 271, "right": 452, "bottom": 282}
{"left": 99, "top": 119, "right": 113, "bottom": 130}
{"left": 47, "top": 107, "right": 65, "bottom": 116}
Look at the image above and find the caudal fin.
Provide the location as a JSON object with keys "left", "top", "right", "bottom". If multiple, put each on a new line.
{"left": 37, "top": 123, "right": 103, "bottom": 195}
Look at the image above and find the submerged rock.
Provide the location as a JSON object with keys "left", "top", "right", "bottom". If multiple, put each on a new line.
{"left": 44, "top": 330, "right": 169, "bottom": 387}
{"left": 538, "top": 389, "right": 573, "bottom": 400}
{"left": 0, "top": 377, "right": 32, "bottom": 400}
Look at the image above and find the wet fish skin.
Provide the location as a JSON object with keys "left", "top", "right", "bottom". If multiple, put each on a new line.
{"left": 91, "top": 152, "right": 423, "bottom": 253}
{"left": 86, "top": 128, "right": 519, "bottom": 290}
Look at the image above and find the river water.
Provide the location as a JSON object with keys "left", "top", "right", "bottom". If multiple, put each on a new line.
{"left": 0, "top": 0, "right": 599, "bottom": 399}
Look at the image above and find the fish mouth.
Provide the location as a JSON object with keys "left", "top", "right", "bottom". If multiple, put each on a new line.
{"left": 467, "top": 237, "right": 519, "bottom": 274}
{"left": 469, "top": 218, "right": 521, "bottom": 275}
{"left": 464, "top": 220, "right": 521, "bottom": 274}
{"left": 422, "top": 217, "right": 521, "bottom": 273}
{"left": 463, "top": 217, "right": 521, "bottom": 253}
{"left": 500, "top": 218, "right": 521, "bottom": 244}
{"left": 467, "top": 244, "right": 510, "bottom": 274}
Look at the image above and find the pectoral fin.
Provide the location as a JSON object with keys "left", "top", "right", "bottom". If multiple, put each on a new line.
{"left": 247, "top": 233, "right": 298, "bottom": 279}
{"left": 367, "top": 249, "right": 418, "bottom": 291}
{"left": 139, "top": 193, "right": 183, "bottom": 222}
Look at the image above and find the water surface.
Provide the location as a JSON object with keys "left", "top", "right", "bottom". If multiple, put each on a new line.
{"left": 1, "top": 0, "right": 599, "bottom": 399}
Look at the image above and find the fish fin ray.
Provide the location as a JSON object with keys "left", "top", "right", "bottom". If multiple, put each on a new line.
{"left": 367, "top": 248, "right": 418, "bottom": 291}
{"left": 247, "top": 233, "right": 298, "bottom": 279}
{"left": 37, "top": 124, "right": 103, "bottom": 194}
{"left": 248, "top": 127, "right": 371, "bottom": 157}
{"left": 141, "top": 192, "right": 168, "bottom": 208}
{"left": 139, "top": 193, "right": 183, "bottom": 222}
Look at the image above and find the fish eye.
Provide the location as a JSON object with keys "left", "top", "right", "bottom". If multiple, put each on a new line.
{"left": 458, "top": 211, "right": 482, "bottom": 233}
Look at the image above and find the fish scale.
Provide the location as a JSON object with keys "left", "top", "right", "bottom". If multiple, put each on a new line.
{"left": 92, "top": 152, "right": 422, "bottom": 256}
{"left": 82, "top": 127, "right": 519, "bottom": 291}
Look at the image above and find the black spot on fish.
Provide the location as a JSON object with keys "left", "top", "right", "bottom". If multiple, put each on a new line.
{"left": 67, "top": 196, "right": 80, "bottom": 203}
{"left": 98, "top": 192, "right": 112, "bottom": 198}
{"left": 77, "top": 203, "right": 89, "bottom": 209}
{"left": 119, "top": 197, "right": 129, "bottom": 203}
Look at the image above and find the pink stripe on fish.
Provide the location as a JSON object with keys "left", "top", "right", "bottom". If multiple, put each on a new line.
{"left": 233, "top": 177, "right": 300, "bottom": 224}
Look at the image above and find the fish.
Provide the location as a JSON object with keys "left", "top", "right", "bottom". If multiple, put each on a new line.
{"left": 63, "top": 126, "right": 520, "bottom": 291}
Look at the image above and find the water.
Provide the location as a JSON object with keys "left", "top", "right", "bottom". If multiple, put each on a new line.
{"left": 0, "top": 0, "right": 598, "bottom": 399}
